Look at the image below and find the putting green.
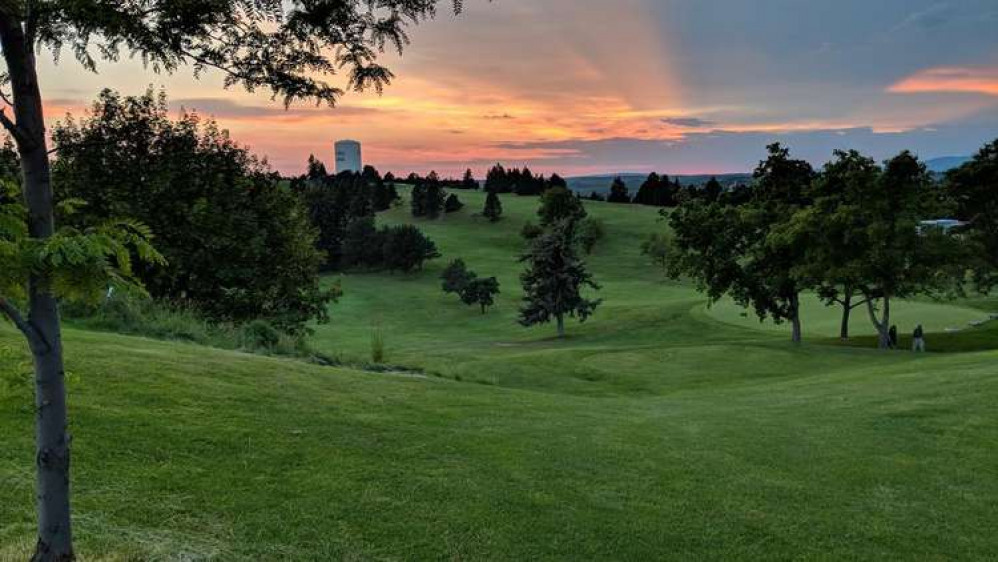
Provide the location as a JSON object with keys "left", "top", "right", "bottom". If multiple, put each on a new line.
{"left": 705, "top": 293, "right": 990, "bottom": 339}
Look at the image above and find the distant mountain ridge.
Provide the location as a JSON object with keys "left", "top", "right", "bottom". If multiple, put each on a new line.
{"left": 925, "top": 156, "right": 971, "bottom": 174}
{"left": 567, "top": 173, "right": 752, "bottom": 196}
{"left": 567, "top": 157, "right": 972, "bottom": 195}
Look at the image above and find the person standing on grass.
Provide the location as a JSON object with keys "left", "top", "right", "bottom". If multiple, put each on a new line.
{"left": 889, "top": 325, "right": 899, "bottom": 349}
{"left": 912, "top": 324, "right": 926, "bottom": 352}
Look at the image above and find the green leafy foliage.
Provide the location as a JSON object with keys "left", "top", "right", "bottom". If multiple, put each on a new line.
{"left": 947, "top": 138, "right": 998, "bottom": 292}
{"left": 294, "top": 167, "right": 395, "bottom": 270}
{"left": 538, "top": 186, "right": 586, "bottom": 227}
{"left": 668, "top": 143, "right": 814, "bottom": 342}
{"left": 640, "top": 232, "right": 672, "bottom": 273}
{"left": 52, "top": 89, "right": 335, "bottom": 332}
{"left": 439, "top": 258, "right": 500, "bottom": 314}
{"left": 410, "top": 172, "right": 446, "bottom": 219}
{"left": 520, "top": 221, "right": 543, "bottom": 241}
{"left": 381, "top": 224, "right": 440, "bottom": 273}
{"left": 30, "top": 0, "right": 466, "bottom": 107}
{"left": 461, "top": 277, "right": 500, "bottom": 314}
{"left": 441, "top": 259, "right": 474, "bottom": 294}
{"left": 1, "top": 178, "right": 165, "bottom": 306}
{"left": 576, "top": 217, "right": 606, "bottom": 255}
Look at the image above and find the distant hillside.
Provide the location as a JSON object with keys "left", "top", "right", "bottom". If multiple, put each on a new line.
{"left": 925, "top": 156, "right": 971, "bottom": 174}
{"left": 567, "top": 173, "right": 752, "bottom": 196}
{"left": 567, "top": 158, "right": 971, "bottom": 194}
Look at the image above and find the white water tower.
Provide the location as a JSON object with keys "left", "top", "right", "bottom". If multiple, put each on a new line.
{"left": 335, "top": 140, "right": 362, "bottom": 174}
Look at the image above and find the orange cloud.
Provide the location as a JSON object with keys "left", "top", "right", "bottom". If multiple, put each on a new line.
{"left": 889, "top": 67, "right": 998, "bottom": 96}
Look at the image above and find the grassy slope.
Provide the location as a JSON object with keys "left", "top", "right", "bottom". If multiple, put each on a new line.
{"left": 2, "top": 189, "right": 997, "bottom": 560}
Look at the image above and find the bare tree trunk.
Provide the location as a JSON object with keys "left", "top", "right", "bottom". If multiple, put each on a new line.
{"left": 864, "top": 294, "right": 892, "bottom": 350}
{"left": 839, "top": 290, "right": 852, "bottom": 340}
{"left": 556, "top": 314, "right": 565, "bottom": 338}
{"left": 790, "top": 293, "right": 802, "bottom": 344}
{"left": 0, "top": 13, "right": 75, "bottom": 561}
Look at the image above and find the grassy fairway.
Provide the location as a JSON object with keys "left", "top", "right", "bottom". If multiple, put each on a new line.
{"left": 2, "top": 189, "right": 997, "bottom": 560}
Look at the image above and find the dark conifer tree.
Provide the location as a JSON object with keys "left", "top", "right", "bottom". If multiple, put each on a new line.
{"left": 445, "top": 193, "right": 464, "bottom": 213}
{"left": 549, "top": 173, "right": 568, "bottom": 189}
{"left": 704, "top": 177, "right": 724, "bottom": 202}
{"left": 538, "top": 186, "right": 587, "bottom": 226}
{"left": 483, "top": 190, "right": 504, "bottom": 222}
{"left": 307, "top": 154, "right": 328, "bottom": 180}
{"left": 411, "top": 183, "right": 428, "bottom": 217}
{"left": 462, "top": 169, "right": 479, "bottom": 190}
{"left": 342, "top": 216, "right": 384, "bottom": 269}
{"left": 634, "top": 172, "right": 660, "bottom": 205}
{"left": 382, "top": 224, "right": 440, "bottom": 272}
{"left": 485, "top": 163, "right": 508, "bottom": 193}
{"left": 424, "top": 172, "right": 446, "bottom": 219}
{"left": 607, "top": 176, "right": 631, "bottom": 203}
{"left": 519, "top": 221, "right": 602, "bottom": 337}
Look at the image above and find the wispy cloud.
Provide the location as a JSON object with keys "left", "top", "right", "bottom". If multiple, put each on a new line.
{"left": 891, "top": 3, "right": 957, "bottom": 32}
{"left": 661, "top": 117, "right": 715, "bottom": 128}
{"left": 889, "top": 67, "right": 998, "bottom": 96}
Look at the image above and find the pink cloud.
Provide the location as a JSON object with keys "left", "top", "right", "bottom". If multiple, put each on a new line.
{"left": 889, "top": 67, "right": 998, "bottom": 97}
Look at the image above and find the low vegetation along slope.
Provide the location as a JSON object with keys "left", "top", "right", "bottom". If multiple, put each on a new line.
{"left": 2, "top": 189, "right": 997, "bottom": 560}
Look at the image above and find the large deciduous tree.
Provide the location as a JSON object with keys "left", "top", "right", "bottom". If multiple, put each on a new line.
{"left": 852, "top": 152, "right": 964, "bottom": 348}
{"left": 947, "top": 139, "right": 998, "bottom": 292}
{"left": 0, "top": 1, "right": 465, "bottom": 558}
{"left": 53, "top": 89, "right": 336, "bottom": 330}
{"left": 790, "top": 150, "right": 880, "bottom": 339}
{"left": 669, "top": 144, "right": 814, "bottom": 343}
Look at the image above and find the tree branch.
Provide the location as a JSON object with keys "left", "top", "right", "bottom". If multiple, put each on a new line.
{"left": 849, "top": 297, "right": 870, "bottom": 310}
{"left": 0, "top": 296, "right": 51, "bottom": 353}
{"left": 1, "top": 295, "right": 31, "bottom": 336}
{"left": 0, "top": 107, "right": 30, "bottom": 148}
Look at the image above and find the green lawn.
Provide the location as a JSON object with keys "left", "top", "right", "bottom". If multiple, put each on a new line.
{"left": 2, "top": 189, "right": 997, "bottom": 560}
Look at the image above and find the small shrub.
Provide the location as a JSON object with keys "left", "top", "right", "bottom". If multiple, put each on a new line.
{"left": 577, "top": 218, "right": 606, "bottom": 254}
{"left": 445, "top": 194, "right": 464, "bottom": 213}
{"left": 441, "top": 259, "right": 475, "bottom": 294}
{"left": 520, "top": 221, "right": 544, "bottom": 241}
{"left": 641, "top": 232, "right": 673, "bottom": 273}
{"left": 241, "top": 320, "right": 282, "bottom": 350}
{"left": 371, "top": 327, "right": 385, "bottom": 364}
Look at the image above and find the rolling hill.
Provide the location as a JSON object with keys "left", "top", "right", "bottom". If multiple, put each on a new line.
{"left": 2, "top": 189, "right": 996, "bottom": 560}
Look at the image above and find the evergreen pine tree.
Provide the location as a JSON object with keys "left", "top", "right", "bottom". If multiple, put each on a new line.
{"left": 462, "top": 169, "right": 479, "bottom": 190}
{"left": 445, "top": 193, "right": 464, "bottom": 213}
{"left": 483, "top": 190, "right": 504, "bottom": 222}
{"left": 411, "top": 182, "right": 428, "bottom": 217}
{"left": 519, "top": 221, "right": 601, "bottom": 338}
{"left": 607, "top": 176, "right": 631, "bottom": 203}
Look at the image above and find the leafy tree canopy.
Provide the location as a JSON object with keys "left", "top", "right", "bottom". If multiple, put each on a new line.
{"left": 52, "top": 89, "right": 336, "bottom": 332}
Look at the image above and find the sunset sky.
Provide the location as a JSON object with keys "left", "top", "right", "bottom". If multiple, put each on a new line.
{"left": 36, "top": 0, "right": 998, "bottom": 177}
